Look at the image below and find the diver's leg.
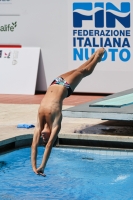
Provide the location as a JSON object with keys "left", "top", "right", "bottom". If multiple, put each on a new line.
{"left": 64, "top": 48, "right": 105, "bottom": 91}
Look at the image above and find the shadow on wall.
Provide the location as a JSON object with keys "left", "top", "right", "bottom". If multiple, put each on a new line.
{"left": 35, "top": 50, "right": 47, "bottom": 92}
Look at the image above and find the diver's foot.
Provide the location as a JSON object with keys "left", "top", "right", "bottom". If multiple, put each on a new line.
{"left": 95, "top": 47, "right": 106, "bottom": 62}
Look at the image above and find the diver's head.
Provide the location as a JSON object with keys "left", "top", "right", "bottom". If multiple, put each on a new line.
{"left": 41, "top": 131, "right": 50, "bottom": 146}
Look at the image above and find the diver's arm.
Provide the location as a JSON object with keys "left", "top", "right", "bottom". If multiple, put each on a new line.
{"left": 31, "top": 127, "right": 41, "bottom": 174}
{"left": 37, "top": 125, "right": 60, "bottom": 176}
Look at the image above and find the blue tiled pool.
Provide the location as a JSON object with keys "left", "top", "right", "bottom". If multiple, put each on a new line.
{"left": 0, "top": 147, "right": 133, "bottom": 200}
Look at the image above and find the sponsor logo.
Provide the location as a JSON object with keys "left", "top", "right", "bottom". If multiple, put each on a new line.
{"left": 0, "top": 50, "right": 2, "bottom": 58}
{"left": 13, "top": 51, "right": 18, "bottom": 59}
{"left": 12, "top": 51, "right": 19, "bottom": 65}
{"left": 12, "top": 60, "right": 17, "bottom": 65}
{"left": 72, "top": 2, "right": 131, "bottom": 62}
{"left": 0, "top": 0, "right": 12, "bottom": 3}
{"left": 0, "top": 22, "right": 17, "bottom": 32}
{"left": 73, "top": 2, "right": 130, "bottom": 28}
{"left": 4, "top": 52, "right": 11, "bottom": 58}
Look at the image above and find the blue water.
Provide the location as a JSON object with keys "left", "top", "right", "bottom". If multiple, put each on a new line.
{"left": 0, "top": 147, "right": 133, "bottom": 200}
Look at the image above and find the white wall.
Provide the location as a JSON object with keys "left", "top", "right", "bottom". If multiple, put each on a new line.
{"left": 0, "top": 0, "right": 68, "bottom": 92}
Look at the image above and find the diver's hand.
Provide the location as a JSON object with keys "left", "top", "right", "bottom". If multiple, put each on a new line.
{"left": 37, "top": 166, "right": 46, "bottom": 177}
{"left": 33, "top": 167, "right": 39, "bottom": 175}
{"left": 33, "top": 167, "right": 46, "bottom": 177}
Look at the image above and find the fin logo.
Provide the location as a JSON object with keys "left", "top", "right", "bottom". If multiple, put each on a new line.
{"left": 73, "top": 2, "right": 130, "bottom": 28}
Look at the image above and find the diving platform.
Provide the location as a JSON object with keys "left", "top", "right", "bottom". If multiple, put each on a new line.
{"left": 62, "top": 88, "right": 133, "bottom": 121}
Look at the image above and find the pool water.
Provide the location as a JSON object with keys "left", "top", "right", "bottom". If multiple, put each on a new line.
{"left": 0, "top": 147, "right": 133, "bottom": 200}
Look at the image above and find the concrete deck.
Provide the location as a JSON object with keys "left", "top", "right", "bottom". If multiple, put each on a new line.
{"left": 0, "top": 97, "right": 133, "bottom": 151}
